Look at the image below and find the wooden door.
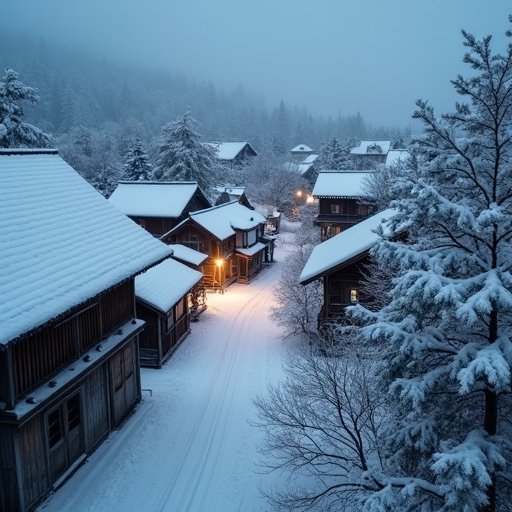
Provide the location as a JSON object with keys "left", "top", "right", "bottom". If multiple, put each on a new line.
{"left": 47, "top": 393, "right": 83, "bottom": 482}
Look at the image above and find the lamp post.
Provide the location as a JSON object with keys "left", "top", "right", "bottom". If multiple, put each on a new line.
{"left": 215, "top": 258, "right": 224, "bottom": 294}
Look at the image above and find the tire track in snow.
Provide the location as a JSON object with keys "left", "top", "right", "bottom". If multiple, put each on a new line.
{"left": 155, "top": 269, "right": 278, "bottom": 512}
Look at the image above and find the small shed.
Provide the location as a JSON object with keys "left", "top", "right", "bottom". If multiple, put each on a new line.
{"left": 168, "top": 244, "right": 209, "bottom": 319}
{"left": 135, "top": 259, "right": 202, "bottom": 368}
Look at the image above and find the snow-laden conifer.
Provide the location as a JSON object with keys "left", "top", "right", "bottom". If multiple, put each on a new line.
{"left": 351, "top": 19, "right": 512, "bottom": 512}
{"left": 124, "top": 137, "right": 153, "bottom": 181}
{"left": 153, "top": 109, "right": 218, "bottom": 191}
{"left": 0, "top": 69, "right": 52, "bottom": 148}
{"left": 315, "top": 136, "right": 355, "bottom": 170}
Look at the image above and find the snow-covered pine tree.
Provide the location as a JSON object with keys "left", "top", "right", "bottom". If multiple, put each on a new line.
{"left": 352, "top": 20, "right": 512, "bottom": 512}
{"left": 0, "top": 68, "right": 53, "bottom": 148}
{"left": 124, "top": 137, "right": 153, "bottom": 181}
{"left": 153, "top": 109, "right": 218, "bottom": 191}
{"left": 315, "top": 136, "right": 355, "bottom": 170}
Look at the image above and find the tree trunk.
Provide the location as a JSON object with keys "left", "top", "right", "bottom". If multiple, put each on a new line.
{"left": 482, "top": 310, "right": 498, "bottom": 512}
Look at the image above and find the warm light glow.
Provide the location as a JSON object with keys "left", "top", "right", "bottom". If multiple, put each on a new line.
{"left": 215, "top": 258, "right": 224, "bottom": 268}
{"left": 295, "top": 190, "right": 303, "bottom": 197}
{"left": 306, "top": 195, "right": 314, "bottom": 204}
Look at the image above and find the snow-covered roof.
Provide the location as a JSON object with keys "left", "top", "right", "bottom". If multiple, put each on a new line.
{"left": 312, "top": 171, "right": 373, "bottom": 198}
{"left": 291, "top": 144, "right": 313, "bottom": 153}
{"left": 350, "top": 140, "right": 391, "bottom": 155}
{"left": 135, "top": 259, "right": 202, "bottom": 314}
{"left": 386, "top": 149, "right": 411, "bottom": 166}
{"left": 299, "top": 209, "right": 397, "bottom": 284}
{"left": 302, "top": 154, "right": 319, "bottom": 164}
{"left": 284, "top": 157, "right": 318, "bottom": 175}
{"left": 109, "top": 181, "right": 207, "bottom": 218}
{"left": 169, "top": 244, "right": 208, "bottom": 266}
{"left": 236, "top": 242, "right": 267, "bottom": 257}
{"left": 190, "top": 201, "right": 266, "bottom": 241}
{"left": 0, "top": 150, "right": 173, "bottom": 346}
{"left": 215, "top": 186, "right": 246, "bottom": 198}
{"left": 205, "top": 142, "right": 256, "bottom": 161}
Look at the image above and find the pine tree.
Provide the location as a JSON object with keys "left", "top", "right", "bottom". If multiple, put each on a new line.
{"left": 315, "top": 136, "right": 355, "bottom": 170}
{"left": 353, "top": 19, "right": 512, "bottom": 512}
{"left": 153, "top": 109, "right": 217, "bottom": 191}
{"left": 0, "top": 68, "right": 52, "bottom": 148}
{"left": 124, "top": 137, "right": 153, "bottom": 181}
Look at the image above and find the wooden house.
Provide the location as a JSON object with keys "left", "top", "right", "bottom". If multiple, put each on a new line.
{"left": 161, "top": 201, "right": 272, "bottom": 290}
{"left": 312, "top": 171, "right": 374, "bottom": 241}
{"left": 135, "top": 259, "right": 202, "bottom": 368}
{"left": 350, "top": 140, "right": 391, "bottom": 167}
{"left": 214, "top": 186, "right": 253, "bottom": 209}
{"left": 205, "top": 141, "right": 257, "bottom": 169}
{"left": 284, "top": 153, "right": 319, "bottom": 187}
{"left": 290, "top": 144, "right": 314, "bottom": 162}
{"left": 299, "top": 209, "right": 396, "bottom": 324}
{"left": 108, "top": 181, "right": 211, "bottom": 237}
{"left": 0, "top": 149, "right": 172, "bottom": 512}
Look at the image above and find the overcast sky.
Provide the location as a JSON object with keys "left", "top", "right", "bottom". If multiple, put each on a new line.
{"left": 2, "top": 0, "right": 511, "bottom": 127}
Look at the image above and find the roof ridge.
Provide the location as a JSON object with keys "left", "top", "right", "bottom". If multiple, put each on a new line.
{"left": 190, "top": 200, "right": 239, "bottom": 216}
{"left": 117, "top": 180, "right": 198, "bottom": 185}
{"left": 0, "top": 148, "right": 58, "bottom": 155}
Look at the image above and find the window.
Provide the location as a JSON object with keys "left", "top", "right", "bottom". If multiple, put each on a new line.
{"left": 48, "top": 408, "right": 63, "bottom": 448}
{"left": 166, "top": 311, "right": 174, "bottom": 332}
{"left": 330, "top": 203, "right": 343, "bottom": 214}
{"left": 350, "top": 288, "right": 359, "bottom": 303}
{"left": 175, "top": 297, "right": 186, "bottom": 320}
{"left": 247, "top": 229, "right": 257, "bottom": 246}
{"left": 183, "top": 234, "right": 201, "bottom": 252}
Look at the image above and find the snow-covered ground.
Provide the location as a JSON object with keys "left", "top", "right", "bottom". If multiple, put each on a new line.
{"left": 39, "top": 237, "right": 294, "bottom": 512}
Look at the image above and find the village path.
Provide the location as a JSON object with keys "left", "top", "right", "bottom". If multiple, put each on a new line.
{"left": 39, "top": 236, "right": 294, "bottom": 512}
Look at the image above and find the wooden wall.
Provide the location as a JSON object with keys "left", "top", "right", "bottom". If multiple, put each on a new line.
{"left": 322, "top": 258, "right": 368, "bottom": 319}
{"left": 8, "top": 280, "right": 134, "bottom": 403}
{"left": 0, "top": 425, "right": 18, "bottom": 512}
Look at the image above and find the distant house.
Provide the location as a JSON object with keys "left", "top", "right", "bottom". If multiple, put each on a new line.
{"left": 161, "top": 201, "right": 272, "bottom": 289}
{"left": 0, "top": 149, "right": 172, "bottom": 512}
{"left": 290, "top": 143, "right": 314, "bottom": 162}
{"left": 350, "top": 140, "right": 391, "bottom": 166}
{"left": 109, "top": 181, "right": 211, "bottom": 237}
{"left": 300, "top": 209, "right": 396, "bottom": 324}
{"left": 312, "top": 171, "right": 374, "bottom": 241}
{"left": 206, "top": 141, "right": 257, "bottom": 169}
{"left": 214, "top": 186, "right": 253, "bottom": 209}
{"left": 135, "top": 259, "right": 203, "bottom": 368}
{"left": 284, "top": 153, "right": 319, "bottom": 186}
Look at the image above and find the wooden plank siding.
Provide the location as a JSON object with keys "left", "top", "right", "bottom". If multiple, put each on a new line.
{"left": 19, "top": 416, "right": 48, "bottom": 510}
{"left": 316, "top": 198, "right": 372, "bottom": 241}
{"left": 320, "top": 257, "right": 369, "bottom": 321}
{"left": 111, "top": 340, "right": 140, "bottom": 427}
{"left": 0, "top": 425, "right": 18, "bottom": 512}
{"left": 83, "top": 365, "right": 110, "bottom": 451}
{"left": 10, "top": 280, "right": 134, "bottom": 401}
{"left": 137, "top": 298, "right": 191, "bottom": 368}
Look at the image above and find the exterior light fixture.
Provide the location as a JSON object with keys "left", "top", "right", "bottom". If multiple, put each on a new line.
{"left": 215, "top": 258, "right": 224, "bottom": 268}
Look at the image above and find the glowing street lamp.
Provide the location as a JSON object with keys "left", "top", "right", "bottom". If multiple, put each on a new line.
{"left": 215, "top": 258, "right": 224, "bottom": 294}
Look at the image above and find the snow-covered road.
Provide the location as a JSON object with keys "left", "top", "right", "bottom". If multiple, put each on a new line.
{"left": 39, "top": 249, "right": 288, "bottom": 512}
